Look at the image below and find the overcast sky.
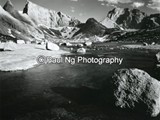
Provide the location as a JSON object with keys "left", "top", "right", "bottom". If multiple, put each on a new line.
{"left": 1, "top": 0, "right": 160, "bottom": 22}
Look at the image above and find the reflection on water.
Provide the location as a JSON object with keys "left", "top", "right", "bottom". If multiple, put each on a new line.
{"left": 0, "top": 48, "right": 160, "bottom": 120}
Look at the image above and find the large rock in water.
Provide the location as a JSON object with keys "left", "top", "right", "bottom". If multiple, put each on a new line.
{"left": 46, "top": 42, "right": 60, "bottom": 51}
{"left": 23, "top": 1, "right": 80, "bottom": 28}
{"left": 156, "top": 52, "right": 160, "bottom": 63}
{"left": 112, "top": 68, "right": 160, "bottom": 117}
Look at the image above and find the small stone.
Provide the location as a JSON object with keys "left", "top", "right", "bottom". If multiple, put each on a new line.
{"left": 85, "top": 41, "right": 92, "bottom": 47}
{"left": 77, "top": 48, "right": 86, "bottom": 53}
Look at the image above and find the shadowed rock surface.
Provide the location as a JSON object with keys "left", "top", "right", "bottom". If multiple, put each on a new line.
{"left": 112, "top": 68, "right": 160, "bottom": 117}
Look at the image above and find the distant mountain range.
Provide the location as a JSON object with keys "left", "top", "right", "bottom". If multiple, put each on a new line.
{"left": 106, "top": 8, "right": 160, "bottom": 29}
{"left": 0, "top": 0, "right": 160, "bottom": 42}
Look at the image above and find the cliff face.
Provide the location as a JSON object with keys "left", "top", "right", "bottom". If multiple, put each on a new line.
{"left": 23, "top": 1, "right": 80, "bottom": 28}
{"left": 100, "top": 17, "right": 124, "bottom": 30}
{"left": 0, "top": 0, "right": 81, "bottom": 41}
{"left": 107, "top": 8, "right": 146, "bottom": 29}
{"left": 0, "top": 5, "right": 44, "bottom": 41}
{"left": 3, "top": 0, "right": 36, "bottom": 26}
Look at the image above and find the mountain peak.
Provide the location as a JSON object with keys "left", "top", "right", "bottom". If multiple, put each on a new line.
{"left": 107, "top": 7, "right": 146, "bottom": 29}
{"left": 4, "top": 0, "right": 13, "bottom": 7}
{"left": 3, "top": 0, "right": 14, "bottom": 12}
{"left": 86, "top": 18, "right": 97, "bottom": 23}
{"left": 73, "top": 18, "right": 108, "bottom": 37}
{"left": 23, "top": 1, "right": 80, "bottom": 28}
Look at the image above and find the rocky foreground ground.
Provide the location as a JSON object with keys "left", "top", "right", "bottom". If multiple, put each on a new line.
{"left": 5, "top": 68, "right": 159, "bottom": 120}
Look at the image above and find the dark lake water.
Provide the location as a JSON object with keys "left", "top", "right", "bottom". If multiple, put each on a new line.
{"left": 0, "top": 45, "right": 160, "bottom": 120}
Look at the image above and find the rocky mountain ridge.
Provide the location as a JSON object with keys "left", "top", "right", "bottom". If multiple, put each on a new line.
{"left": 106, "top": 7, "right": 160, "bottom": 29}
{"left": 0, "top": 0, "right": 160, "bottom": 42}
{"left": 0, "top": 4, "right": 44, "bottom": 41}
{"left": 23, "top": 0, "right": 80, "bottom": 28}
{"left": 73, "top": 18, "right": 119, "bottom": 38}
{"left": 0, "top": 0, "right": 81, "bottom": 42}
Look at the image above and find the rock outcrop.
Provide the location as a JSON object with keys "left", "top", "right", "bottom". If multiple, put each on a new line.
{"left": 112, "top": 68, "right": 160, "bottom": 117}
{"left": 141, "top": 14, "right": 160, "bottom": 29}
{"left": 60, "top": 27, "right": 80, "bottom": 39}
{"left": 46, "top": 42, "right": 60, "bottom": 51}
{"left": 23, "top": 1, "right": 80, "bottom": 28}
{"left": 100, "top": 16, "right": 124, "bottom": 30}
{"left": 107, "top": 8, "right": 146, "bottom": 29}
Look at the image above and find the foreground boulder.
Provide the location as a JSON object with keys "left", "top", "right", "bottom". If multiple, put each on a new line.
{"left": 156, "top": 52, "right": 160, "bottom": 63}
{"left": 112, "top": 68, "right": 160, "bottom": 117}
{"left": 46, "top": 42, "right": 60, "bottom": 51}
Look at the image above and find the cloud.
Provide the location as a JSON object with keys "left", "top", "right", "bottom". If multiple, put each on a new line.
{"left": 147, "top": 0, "right": 160, "bottom": 11}
{"left": 70, "top": 0, "right": 78, "bottom": 2}
{"left": 71, "top": 9, "right": 75, "bottom": 13}
{"left": 132, "top": 2, "right": 145, "bottom": 8}
{"left": 71, "top": 7, "right": 75, "bottom": 13}
{"left": 79, "top": 13, "right": 83, "bottom": 16}
{"left": 98, "top": 0, "right": 132, "bottom": 4}
{"left": 98, "top": 0, "right": 132, "bottom": 8}
{"left": 101, "top": 3, "right": 105, "bottom": 6}
{"left": 98, "top": 0, "right": 105, "bottom": 2}
{"left": 106, "top": 3, "right": 117, "bottom": 8}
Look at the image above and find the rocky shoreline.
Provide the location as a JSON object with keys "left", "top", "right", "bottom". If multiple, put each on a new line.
{"left": 0, "top": 43, "right": 68, "bottom": 72}
{"left": 123, "top": 44, "right": 160, "bottom": 50}
{"left": 0, "top": 42, "right": 160, "bottom": 71}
